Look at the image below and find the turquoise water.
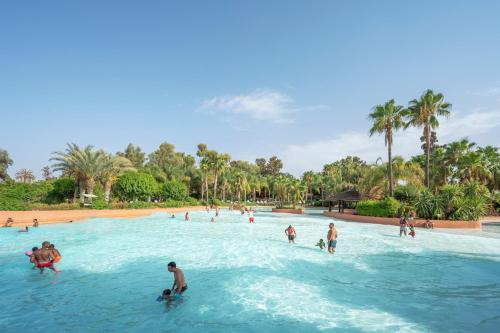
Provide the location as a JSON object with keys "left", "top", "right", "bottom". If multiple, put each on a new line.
{"left": 1, "top": 210, "right": 500, "bottom": 333}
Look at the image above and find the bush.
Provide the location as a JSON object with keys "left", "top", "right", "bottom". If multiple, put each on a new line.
{"left": 27, "top": 203, "right": 80, "bottom": 210}
{"left": 115, "top": 172, "right": 158, "bottom": 201}
{"left": 48, "top": 178, "right": 76, "bottom": 203}
{"left": 416, "top": 182, "right": 490, "bottom": 220}
{"left": 394, "top": 185, "right": 421, "bottom": 204}
{"left": 356, "top": 197, "right": 401, "bottom": 217}
{"left": 161, "top": 180, "right": 188, "bottom": 201}
{"left": 0, "top": 181, "right": 54, "bottom": 210}
{"left": 184, "top": 197, "right": 201, "bottom": 206}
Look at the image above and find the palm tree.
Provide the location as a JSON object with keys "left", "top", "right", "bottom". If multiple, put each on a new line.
{"left": 51, "top": 143, "right": 106, "bottom": 204}
{"left": 100, "top": 154, "right": 135, "bottom": 202}
{"left": 477, "top": 145, "right": 500, "bottom": 190}
{"left": 369, "top": 99, "right": 404, "bottom": 196}
{"left": 200, "top": 157, "right": 211, "bottom": 204}
{"left": 302, "top": 171, "right": 315, "bottom": 204}
{"left": 15, "top": 169, "right": 35, "bottom": 183}
{"left": 210, "top": 153, "right": 231, "bottom": 203}
{"left": 404, "top": 90, "right": 451, "bottom": 188}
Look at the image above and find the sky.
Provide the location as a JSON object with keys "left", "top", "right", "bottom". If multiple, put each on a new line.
{"left": 1, "top": 0, "right": 499, "bottom": 178}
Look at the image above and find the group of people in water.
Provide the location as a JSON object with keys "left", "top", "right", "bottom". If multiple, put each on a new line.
{"left": 25, "top": 241, "right": 62, "bottom": 274}
{"left": 398, "top": 212, "right": 434, "bottom": 238}
{"left": 3, "top": 217, "right": 39, "bottom": 231}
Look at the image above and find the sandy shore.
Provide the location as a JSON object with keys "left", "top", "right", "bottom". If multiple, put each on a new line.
{"left": 1, "top": 206, "right": 206, "bottom": 227}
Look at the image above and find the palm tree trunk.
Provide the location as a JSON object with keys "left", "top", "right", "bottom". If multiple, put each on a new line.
{"left": 86, "top": 178, "right": 95, "bottom": 204}
{"left": 205, "top": 175, "right": 209, "bottom": 204}
{"left": 104, "top": 180, "right": 112, "bottom": 203}
{"left": 425, "top": 124, "right": 431, "bottom": 188}
{"left": 213, "top": 173, "right": 218, "bottom": 203}
{"left": 388, "top": 142, "right": 393, "bottom": 196}
{"left": 73, "top": 185, "right": 78, "bottom": 203}
{"left": 79, "top": 180, "right": 85, "bottom": 205}
{"left": 201, "top": 176, "right": 204, "bottom": 202}
{"left": 222, "top": 186, "right": 226, "bottom": 202}
{"left": 253, "top": 188, "right": 256, "bottom": 202}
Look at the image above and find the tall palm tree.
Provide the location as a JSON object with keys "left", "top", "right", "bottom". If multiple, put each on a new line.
{"left": 404, "top": 90, "right": 451, "bottom": 188}
{"left": 15, "top": 169, "right": 35, "bottom": 183}
{"left": 369, "top": 99, "right": 404, "bottom": 196}
{"left": 100, "top": 154, "right": 135, "bottom": 202}
{"left": 302, "top": 171, "right": 315, "bottom": 204}
{"left": 200, "top": 157, "right": 211, "bottom": 203}
{"left": 210, "top": 153, "right": 231, "bottom": 203}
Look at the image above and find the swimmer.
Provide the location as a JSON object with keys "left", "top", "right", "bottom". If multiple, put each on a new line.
{"left": 316, "top": 239, "right": 326, "bottom": 250}
{"left": 184, "top": 212, "right": 190, "bottom": 221}
{"left": 33, "top": 219, "right": 39, "bottom": 227}
{"left": 49, "top": 244, "right": 62, "bottom": 263}
{"left": 215, "top": 207, "right": 220, "bottom": 217}
{"left": 33, "top": 241, "right": 59, "bottom": 273}
{"left": 170, "top": 214, "right": 176, "bottom": 218}
{"left": 156, "top": 289, "right": 176, "bottom": 302}
{"left": 399, "top": 216, "right": 408, "bottom": 237}
{"left": 18, "top": 226, "right": 29, "bottom": 232}
{"left": 167, "top": 262, "right": 187, "bottom": 295}
{"left": 409, "top": 223, "right": 416, "bottom": 238}
{"left": 285, "top": 225, "right": 296, "bottom": 243}
{"left": 4, "top": 217, "right": 14, "bottom": 227}
{"left": 210, "top": 217, "right": 215, "bottom": 223}
{"left": 27, "top": 247, "right": 38, "bottom": 269}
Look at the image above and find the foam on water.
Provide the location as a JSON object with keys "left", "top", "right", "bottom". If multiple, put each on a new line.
{"left": 1, "top": 209, "right": 499, "bottom": 333}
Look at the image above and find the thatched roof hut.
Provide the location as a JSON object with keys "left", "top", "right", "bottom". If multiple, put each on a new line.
{"left": 327, "top": 189, "right": 364, "bottom": 213}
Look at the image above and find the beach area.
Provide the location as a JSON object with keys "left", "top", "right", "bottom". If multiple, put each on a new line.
{"left": 0, "top": 207, "right": 207, "bottom": 227}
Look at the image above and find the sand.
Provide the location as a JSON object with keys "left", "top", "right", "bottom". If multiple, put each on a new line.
{"left": 0, "top": 206, "right": 206, "bottom": 227}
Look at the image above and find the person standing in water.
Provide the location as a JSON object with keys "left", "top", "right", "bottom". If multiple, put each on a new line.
{"left": 184, "top": 212, "right": 190, "bottom": 221}
{"left": 248, "top": 209, "right": 255, "bottom": 223}
{"left": 327, "top": 223, "right": 338, "bottom": 253}
{"left": 33, "top": 241, "right": 59, "bottom": 273}
{"left": 284, "top": 225, "right": 296, "bottom": 243}
{"left": 167, "top": 262, "right": 187, "bottom": 295}
{"left": 399, "top": 215, "right": 407, "bottom": 237}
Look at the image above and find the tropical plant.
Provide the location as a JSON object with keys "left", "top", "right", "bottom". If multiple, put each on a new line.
{"left": 115, "top": 172, "right": 158, "bottom": 202}
{"left": 0, "top": 148, "right": 13, "bottom": 181}
{"left": 369, "top": 99, "right": 404, "bottom": 196}
{"left": 99, "top": 154, "right": 135, "bottom": 202}
{"left": 404, "top": 89, "right": 451, "bottom": 188}
{"left": 117, "top": 143, "right": 146, "bottom": 169}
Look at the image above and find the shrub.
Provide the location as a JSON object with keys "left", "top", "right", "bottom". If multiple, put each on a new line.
{"left": 27, "top": 203, "right": 80, "bottom": 210}
{"left": 48, "top": 178, "right": 76, "bottom": 203}
{"left": 115, "top": 172, "right": 158, "bottom": 201}
{"left": 161, "top": 180, "right": 188, "bottom": 201}
{"left": 356, "top": 197, "right": 401, "bottom": 217}
{"left": 394, "top": 185, "right": 421, "bottom": 204}
{"left": 416, "top": 182, "right": 489, "bottom": 220}
{"left": 184, "top": 197, "right": 201, "bottom": 206}
{"left": 0, "top": 181, "right": 54, "bottom": 210}
{"left": 128, "top": 201, "right": 156, "bottom": 209}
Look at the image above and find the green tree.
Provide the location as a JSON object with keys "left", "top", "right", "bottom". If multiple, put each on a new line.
{"left": 369, "top": 99, "right": 404, "bottom": 196}
{"left": 162, "top": 180, "right": 188, "bottom": 201}
{"left": 15, "top": 169, "right": 35, "bottom": 183}
{"left": 0, "top": 148, "right": 13, "bottom": 181}
{"left": 117, "top": 144, "right": 146, "bottom": 169}
{"left": 404, "top": 90, "right": 451, "bottom": 188}
{"left": 115, "top": 172, "right": 158, "bottom": 201}
{"left": 100, "top": 154, "right": 135, "bottom": 202}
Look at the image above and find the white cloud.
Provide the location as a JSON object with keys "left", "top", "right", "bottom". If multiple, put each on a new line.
{"left": 281, "top": 110, "right": 500, "bottom": 176}
{"left": 199, "top": 89, "right": 324, "bottom": 124}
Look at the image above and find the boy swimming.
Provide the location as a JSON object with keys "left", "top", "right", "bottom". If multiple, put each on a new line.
{"left": 316, "top": 239, "right": 326, "bottom": 250}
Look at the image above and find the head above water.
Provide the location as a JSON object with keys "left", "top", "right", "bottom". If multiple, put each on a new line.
{"left": 32, "top": 247, "right": 39, "bottom": 252}
{"left": 42, "top": 241, "right": 50, "bottom": 248}
{"left": 162, "top": 289, "right": 172, "bottom": 296}
{"left": 329, "top": 223, "right": 335, "bottom": 228}
{"left": 167, "top": 261, "right": 176, "bottom": 272}
{"left": 49, "top": 244, "right": 55, "bottom": 249}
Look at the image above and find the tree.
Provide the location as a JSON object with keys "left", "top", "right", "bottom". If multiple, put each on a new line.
{"left": 51, "top": 143, "right": 106, "bottom": 204}
{"left": 404, "top": 90, "right": 451, "bottom": 188}
{"left": 210, "top": 152, "right": 231, "bottom": 203}
{"left": 162, "top": 180, "right": 188, "bottom": 201}
{"left": 369, "top": 99, "right": 404, "bottom": 196}
{"left": 0, "top": 148, "right": 13, "bottom": 181}
{"left": 41, "top": 166, "right": 53, "bottom": 180}
{"left": 15, "top": 169, "right": 35, "bottom": 183}
{"left": 117, "top": 144, "right": 145, "bottom": 169}
{"left": 115, "top": 172, "right": 158, "bottom": 201}
{"left": 100, "top": 154, "right": 135, "bottom": 202}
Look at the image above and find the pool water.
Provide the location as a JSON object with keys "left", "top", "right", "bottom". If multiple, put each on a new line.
{"left": 1, "top": 210, "right": 499, "bottom": 333}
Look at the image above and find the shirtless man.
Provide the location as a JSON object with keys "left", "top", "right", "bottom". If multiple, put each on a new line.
{"left": 33, "top": 241, "right": 59, "bottom": 273}
{"left": 167, "top": 262, "right": 187, "bottom": 295}
{"left": 327, "top": 223, "right": 338, "bottom": 253}
{"left": 285, "top": 225, "right": 296, "bottom": 243}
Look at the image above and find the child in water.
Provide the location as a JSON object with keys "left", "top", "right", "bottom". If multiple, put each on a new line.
{"left": 409, "top": 223, "right": 416, "bottom": 238}
{"left": 157, "top": 289, "right": 178, "bottom": 302}
{"left": 316, "top": 239, "right": 326, "bottom": 250}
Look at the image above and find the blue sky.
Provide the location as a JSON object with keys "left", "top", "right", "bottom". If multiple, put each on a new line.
{"left": 1, "top": 0, "right": 499, "bottom": 177}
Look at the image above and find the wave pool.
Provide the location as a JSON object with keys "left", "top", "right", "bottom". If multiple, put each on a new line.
{"left": 1, "top": 210, "right": 499, "bottom": 333}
